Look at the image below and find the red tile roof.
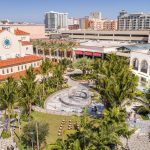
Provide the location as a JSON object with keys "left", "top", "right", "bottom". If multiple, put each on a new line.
{"left": 21, "top": 41, "right": 32, "bottom": 46}
{"left": 0, "top": 67, "right": 40, "bottom": 80}
{"left": 14, "top": 29, "right": 30, "bottom": 35}
{"left": 0, "top": 55, "right": 42, "bottom": 68}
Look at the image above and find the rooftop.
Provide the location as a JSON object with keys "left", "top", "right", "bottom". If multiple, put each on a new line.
{"left": 79, "top": 40, "right": 131, "bottom": 48}
{"left": 0, "top": 55, "right": 42, "bottom": 68}
{"left": 14, "top": 29, "right": 30, "bottom": 35}
{"left": 117, "top": 44, "right": 150, "bottom": 52}
{"left": 20, "top": 41, "right": 32, "bottom": 46}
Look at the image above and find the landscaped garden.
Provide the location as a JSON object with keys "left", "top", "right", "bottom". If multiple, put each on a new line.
{"left": 0, "top": 45, "right": 150, "bottom": 149}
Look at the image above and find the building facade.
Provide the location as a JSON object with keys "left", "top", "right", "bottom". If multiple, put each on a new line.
{"left": 130, "top": 49, "right": 150, "bottom": 88}
{"left": 103, "top": 20, "right": 117, "bottom": 30}
{"left": 0, "top": 28, "right": 42, "bottom": 80}
{"left": 0, "top": 24, "right": 46, "bottom": 39}
{"left": 89, "top": 12, "right": 102, "bottom": 20}
{"left": 118, "top": 10, "right": 150, "bottom": 30}
{"left": 45, "top": 11, "right": 68, "bottom": 31}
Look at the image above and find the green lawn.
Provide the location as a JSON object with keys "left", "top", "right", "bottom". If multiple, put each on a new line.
{"left": 70, "top": 74, "right": 92, "bottom": 81}
{"left": 15, "top": 111, "right": 80, "bottom": 149}
{"left": 32, "top": 111, "right": 73, "bottom": 144}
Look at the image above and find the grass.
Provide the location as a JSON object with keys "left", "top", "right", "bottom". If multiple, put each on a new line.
{"left": 70, "top": 74, "right": 92, "bottom": 81}
{"left": 15, "top": 111, "right": 80, "bottom": 150}
{"left": 32, "top": 111, "right": 73, "bottom": 144}
{"left": 140, "top": 114, "right": 149, "bottom": 120}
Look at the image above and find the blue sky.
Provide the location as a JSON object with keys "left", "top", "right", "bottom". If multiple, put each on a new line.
{"left": 0, "top": 0, "right": 150, "bottom": 23}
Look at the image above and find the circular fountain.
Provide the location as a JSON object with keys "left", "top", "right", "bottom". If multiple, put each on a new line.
{"left": 45, "top": 85, "right": 92, "bottom": 114}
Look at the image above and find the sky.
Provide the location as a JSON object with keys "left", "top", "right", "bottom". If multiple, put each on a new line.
{"left": 0, "top": 0, "right": 150, "bottom": 23}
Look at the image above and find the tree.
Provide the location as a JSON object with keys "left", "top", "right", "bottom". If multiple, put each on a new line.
{"left": 53, "top": 64, "right": 64, "bottom": 89}
{"left": 58, "top": 58, "right": 72, "bottom": 72}
{"left": 21, "top": 121, "right": 49, "bottom": 149}
{"left": 20, "top": 67, "right": 37, "bottom": 116}
{"left": 93, "top": 54, "right": 138, "bottom": 108}
{"left": 74, "top": 58, "right": 93, "bottom": 75}
{"left": 0, "top": 77, "right": 18, "bottom": 130}
{"left": 40, "top": 59, "right": 52, "bottom": 95}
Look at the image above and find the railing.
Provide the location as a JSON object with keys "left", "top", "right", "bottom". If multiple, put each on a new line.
{"left": 141, "top": 68, "right": 147, "bottom": 73}
{"left": 133, "top": 66, "right": 138, "bottom": 70}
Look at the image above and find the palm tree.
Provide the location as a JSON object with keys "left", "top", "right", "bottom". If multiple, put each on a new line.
{"left": 20, "top": 67, "right": 37, "bottom": 116}
{"left": 53, "top": 64, "right": 64, "bottom": 89}
{"left": 0, "top": 77, "right": 18, "bottom": 130}
{"left": 93, "top": 54, "right": 138, "bottom": 108}
{"left": 74, "top": 57, "right": 93, "bottom": 75}
{"left": 40, "top": 59, "right": 52, "bottom": 95}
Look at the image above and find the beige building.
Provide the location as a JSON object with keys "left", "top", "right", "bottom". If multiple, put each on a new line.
{"left": 0, "top": 24, "right": 46, "bottom": 39}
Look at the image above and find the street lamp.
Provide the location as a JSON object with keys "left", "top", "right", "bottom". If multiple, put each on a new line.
{"left": 29, "top": 131, "right": 34, "bottom": 150}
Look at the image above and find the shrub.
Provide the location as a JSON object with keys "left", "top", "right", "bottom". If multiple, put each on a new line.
{"left": 1, "top": 130, "right": 11, "bottom": 139}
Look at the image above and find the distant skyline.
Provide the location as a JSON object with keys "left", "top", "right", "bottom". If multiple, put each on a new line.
{"left": 0, "top": 0, "right": 150, "bottom": 23}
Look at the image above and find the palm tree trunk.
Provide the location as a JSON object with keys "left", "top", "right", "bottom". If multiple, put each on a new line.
{"left": 29, "top": 102, "right": 32, "bottom": 116}
{"left": 7, "top": 109, "right": 11, "bottom": 131}
{"left": 49, "top": 48, "right": 52, "bottom": 60}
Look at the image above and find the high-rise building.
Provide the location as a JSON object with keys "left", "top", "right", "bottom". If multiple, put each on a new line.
{"left": 79, "top": 17, "right": 90, "bottom": 29}
{"left": 89, "top": 12, "right": 102, "bottom": 19}
{"left": 103, "top": 20, "right": 117, "bottom": 30}
{"left": 45, "top": 11, "right": 68, "bottom": 31}
{"left": 118, "top": 10, "right": 150, "bottom": 30}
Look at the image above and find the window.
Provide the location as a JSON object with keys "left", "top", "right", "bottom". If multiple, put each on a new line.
{"left": 18, "top": 66, "right": 20, "bottom": 71}
{"left": 26, "top": 47, "right": 29, "bottom": 50}
{"left": 141, "top": 60, "right": 148, "bottom": 73}
{"left": 132, "top": 58, "right": 139, "bottom": 70}
{"left": 34, "top": 63, "right": 36, "bottom": 67}
{"left": 11, "top": 68, "right": 13, "bottom": 72}
{"left": 2, "top": 69, "right": 5, "bottom": 74}
{"left": 7, "top": 69, "right": 9, "bottom": 73}
{"left": 25, "top": 65, "right": 27, "bottom": 69}
{"left": 21, "top": 65, "right": 24, "bottom": 70}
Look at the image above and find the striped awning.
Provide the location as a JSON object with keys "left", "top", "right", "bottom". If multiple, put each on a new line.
{"left": 84, "top": 51, "right": 93, "bottom": 56}
{"left": 75, "top": 50, "right": 83, "bottom": 55}
{"left": 93, "top": 52, "right": 102, "bottom": 57}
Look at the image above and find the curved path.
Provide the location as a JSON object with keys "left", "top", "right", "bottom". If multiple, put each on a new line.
{"left": 33, "top": 70, "right": 91, "bottom": 116}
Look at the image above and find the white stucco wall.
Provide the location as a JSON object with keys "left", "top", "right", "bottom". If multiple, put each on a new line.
{"left": 0, "top": 30, "right": 33, "bottom": 60}
{"left": 0, "top": 60, "right": 42, "bottom": 75}
{"left": 130, "top": 50, "right": 150, "bottom": 85}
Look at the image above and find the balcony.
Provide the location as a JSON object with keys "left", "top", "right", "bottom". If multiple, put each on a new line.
{"left": 133, "top": 66, "right": 138, "bottom": 71}
{"left": 141, "top": 68, "right": 148, "bottom": 74}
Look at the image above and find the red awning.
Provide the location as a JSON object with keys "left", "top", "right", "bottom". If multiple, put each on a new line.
{"left": 75, "top": 50, "right": 83, "bottom": 55}
{"left": 93, "top": 52, "right": 102, "bottom": 57}
{"left": 84, "top": 51, "right": 93, "bottom": 56}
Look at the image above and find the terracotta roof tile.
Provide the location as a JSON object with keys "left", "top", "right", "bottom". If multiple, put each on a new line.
{"left": 21, "top": 41, "right": 32, "bottom": 46}
{"left": 0, "top": 55, "right": 42, "bottom": 68}
{"left": 14, "top": 29, "right": 30, "bottom": 35}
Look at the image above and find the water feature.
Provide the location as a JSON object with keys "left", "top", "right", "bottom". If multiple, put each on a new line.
{"left": 46, "top": 85, "right": 92, "bottom": 113}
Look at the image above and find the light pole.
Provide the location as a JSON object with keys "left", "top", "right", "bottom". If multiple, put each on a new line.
{"left": 36, "top": 122, "right": 40, "bottom": 150}
{"left": 16, "top": 114, "right": 20, "bottom": 136}
{"left": 29, "top": 132, "right": 34, "bottom": 150}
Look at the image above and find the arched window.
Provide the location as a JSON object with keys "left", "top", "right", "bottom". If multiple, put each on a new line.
{"left": 132, "top": 58, "right": 139, "bottom": 70}
{"left": 141, "top": 60, "right": 148, "bottom": 73}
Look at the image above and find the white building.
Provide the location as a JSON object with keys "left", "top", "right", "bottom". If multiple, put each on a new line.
{"left": 45, "top": 11, "right": 68, "bottom": 31}
{"left": 118, "top": 10, "right": 150, "bottom": 30}
{"left": 0, "top": 28, "right": 42, "bottom": 80}
{"left": 130, "top": 48, "right": 150, "bottom": 88}
{"left": 89, "top": 12, "right": 102, "bottom": 20}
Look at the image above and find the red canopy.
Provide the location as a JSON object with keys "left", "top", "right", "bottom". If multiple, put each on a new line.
{"left": 84, "top": 51, "right": 93, "bottom": 56}
{"left": 93, "top": 52, "right": 102, "bottom": 57}
{"left": 75, "top": 50, "right": 83, "bottom": 55}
